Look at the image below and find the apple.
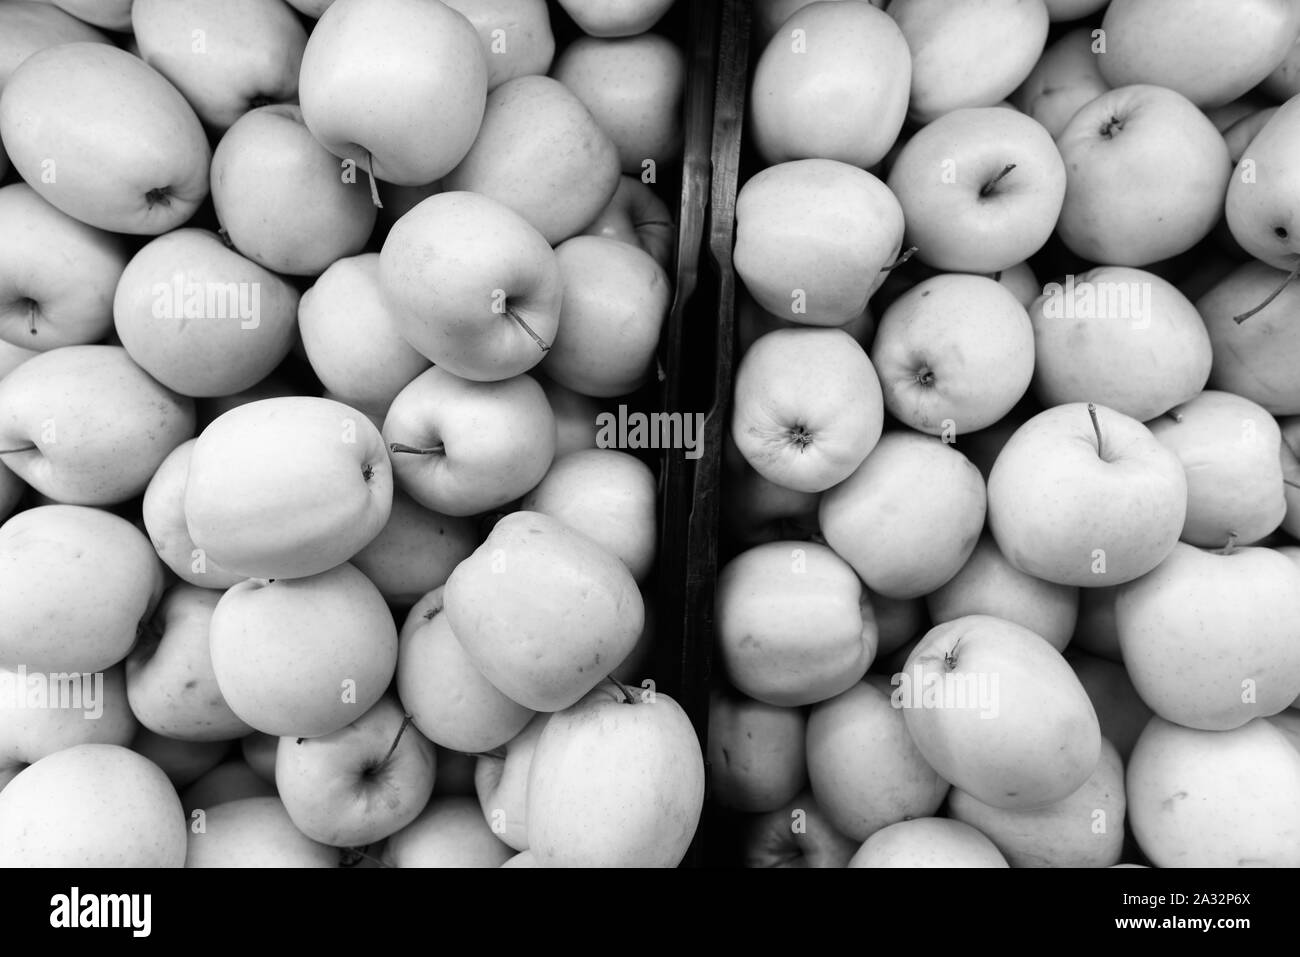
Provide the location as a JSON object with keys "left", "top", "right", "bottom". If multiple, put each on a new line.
{"left": 555, "top": 0, "right": 674, "bottom": 38}
{"left": 869, "top": 590, "right": 928, "bottom": 659}
{"left": 987, "top": 403, "right": 1187, "bottom": 587}
{"left": 141, "top": 441, "right": 242, "bottom": 590}
{"left": 820, "top": 431, "right": 987, "bottom": 599}
{"left": 527, "top": 683, "right": 703, "bottom": 867}
{"left": 298, "top": 0, "right": 487, "bottom": 186}
{"left": 113, "top": 228, "right": 300, "bottom": 397}
{"left": 847, "top": 817, "right": 1009, "bottom": 868}
{"left": 350, "top": 491, "right": 477, "bottom": 608}
{"left": 887, "top": 108, "right": 1066, "bottom": 274}
{"left": 36, "top": 0, "right": 133, "bottom": 30}
{"left": 1127, "top": 716, "right": 1300, "bottom": 867}
{"left": 715, "top": 540, "right": 876, "bottom": 706}
{"left": 581, "top": 175, "right": 675, "bottom": 272}
{"left": 0, "top": 744, "right": 185, "bottom": 866}
{"left": 382, "top": 795, "right": 514, "bottom": 867}
{"left": 297, "top": 253, "right": 430, "bottom": 417}
{"left": 379, "top": 191, "right": 562, "bottom": 381}
{"left": 0, "top": 183, "right": 127, "bottom": 350}
{"left": 1029, "top": 267, "right": 1212, "bottom": 422}
{"left": 927, "top": 533, "right": 1079, "bottom": 653}
{"left": 132, "top": 0, "right": 309, "bottom": 131}
{"left": 948, "top": 737, "right": 1125, "bottom": 868}
{"left": 473, "top": 712, "right": 549, "bottom": 852}
{"left": 807, "top": 676, "right": 949, "bottom": 842}
{"left": 736, "top": 286, "right": 874, "bottom": 355}
{"left": 0, "top": 340, "right": 37, "bottom": 380}
{"left": 444, "top": 0, "right": 554, "bottom": 91}
{"left": 209, "top": 563, "right": 399, "bottom": 738}
{"left": 1116, "top": 542, "right": 1300, "bottom": 731}
{"left": 1148, "top": 391, "right": 1286, "bottom": 546}
{"left": 1098, "top": 0, "right": 1300, "bottom": 108}
{"left": 444, "top": 511, "right": 643, "bottom": 712}
{"left": 539, "top": 377, "right": 602, "bottom": 457}
{"left": 886, "top": 0, "right": 1049, "bottom": 124}
{"left": 382, "top": 368, "right": 555, "bottom": 517}
{"left": 397, "top": 586, "right": 534, "bottom": 753}
{"left": 275, "top": 694, "right": 436, "bottom": 847}
{"left": 0, "top": 345, "right": 195, "bottom": 505}
{"left": 0, "top": 505, "right": 164, "bottom": 673}
{"left": 1012, "top": 27, "right": 1108, "bottom": 138}
{"left": 185, "top": 796, "right": 339, "bottom": 867}
{"left": 127, "top": 584, "right": 252, "bottom": 743}
{"left": 0, "top": 43, "right": 210, "bottom": 234}
{"left": 240, "top": 732, "right": 279, "bottom": 783}
{"left": 185, "top": 396, "right": 393, "bottom": 580}
{"left": 181, "top": 761, "right": 276, "bottom": 815}
{"left": 0, "top": 0, "right": 108, "bottom": 86}
{"left": 901, "top": 615, "right": 1102, "bottom": 810}
{"left": 707, "top": 688, "right": 807, "bottom": 813}
{"left": 1067, "top": 650, "right": 1153, "bottom": 761}
{"left": 749, "top": 1, "right": 909, "bottom": 169}
{"left": 0, "top": 665, "right": 135, "bottom": 790}
{"left": 1225, "top": 95, "right": 1300, "bottom": 272}
{"left": 734, "top": 159, "right": 904, "bottom": 325}
{"left": 731, "top": 328, "right": 884, "bottom": 493}
{"left": 1283, "top": 418, "right": 1300, "bottom": 538}
{"left": 871, "top": 274, "right": 1035, "bottom": 435}
{"left": 1055, "top": 85, "right": 1231, "bottom": 265}
{"left": 741, "top": 790, "right": 859, "bottom": 868}
{"left": 1265, "top": 35, "right": 1300, "bottom": 99}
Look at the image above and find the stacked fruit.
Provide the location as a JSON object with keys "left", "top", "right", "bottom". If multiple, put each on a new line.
{"left": 714, "top": 0, "right": 1300, "bottom": 868}
{"left": 0, "top": 0, "right": 701, "bottom": 868}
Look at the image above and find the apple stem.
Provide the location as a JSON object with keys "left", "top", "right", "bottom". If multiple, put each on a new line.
{"left": 480, "top": 745, "right": 507, "bottom": 760}
{"left": 380, "top": 713, "right": 413, "bottom": 766}
{"left": 389, "top": 442, "right": 445, "bottom": 456}
{"left": 1168, "top": 410, "right": 1184, "bottom": 423}
{"left": 607, "top": 675, "right": 636, "bottom": 704}
{"left": 944, "top": 639, "right": 961, "bottom": 671}
{"left": 508, "top": 309, "right": 551, "bottom": 353}
{"left": 364, "top": 150, "right": 384, "bottom": 209}
{"left": 1233, "top": 258, "right": 1300, "bottom": 324}
{"left": 1285, "top": 478, "right": 1300, "bottom": 490}
{"left": 341, "top": 846, "right": 391, "bottom": 868}
{"left": 0, "top": 444, "right": 36, "bottom": 455}
{"left": 989, "top": 271, "right": 1002, "bottom": 283}
{"left": 1087, "top": 402, "right": 1104, "bottom": 459}
{"left": 218, "top": 227, "right": 234, "bottom": 249}
{"left": 880, "top": 246, "right": 918, "bottom": 272}
{"left": 1222, "top": 532, "right": 1238, "bottom": 555}
{"left": 27, "top": 299, "right": 37, "bottom": 337}
{"left": 980, "top": 164, "right": 1016, "bottom": 198}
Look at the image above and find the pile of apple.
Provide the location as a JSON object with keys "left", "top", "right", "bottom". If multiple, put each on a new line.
{"left": 714, "top": 0, "right": 1300, "bottom": 867}
{"left": 0, "top": 0, "right": 703, "bottom": 868}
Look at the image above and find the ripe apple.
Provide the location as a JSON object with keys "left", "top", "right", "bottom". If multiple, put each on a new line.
{"left": 749, "top": 1, "right": 909, "bottom": 169}
{"left": 126, "top": 584, "right": 252, "bottom": 742}
{"left": 379, "top": 191, "right": 562, "bottom": 381}
{"left": 350, "top": 491, "right": 477, "bottom": 608}
{"left": 0, "top": 183, "right": 127, "bottom": 350}
{"left": 1127, "top": 716, "right": 1300, "bottom": 867}
{"left": 820, "top": 431, "right": 987, "bottom": 599}
{"left": 382, "top": 368, "right": 555, "bottom": 517}
{"left": 0, "top": 744, "right": 185, "bottom": 867}
{"left": 473, "top": 712, "right": 548, "bottom": 852}
{"left": 396, "top": 586, "right": 534, "bottom": 753}
{"left": 275, "top": 695, "right": 436, "bottom": 847}
{"left": 113, "top": 228, "right": 300, "bottom": 397}
{"left": 185, "top": 396, "right": 392, "bottom": 580}
{"left": 1012, "top": 27, "right": 1108, "bottom": 138}
{"left": 742, "top": 790, "right": 859, "bottom": 868}
{"left": 731, "top": 328, "right": 884, "bottom": 493}
{"left": 707, "top": 688, "right": 807, "bottom": 813}
{"left": 555, "top": 0, "right": 674, "bottom": 37}
{"left": 887, "top": 107, "right": 1066, "bottom": 274}
{"left": 142, "top": 440, "right": 243, "bottom": 590}
{"left": 209, "top": 563, "right": 399, "bottom": 738}
{"left": 382, "top": 795, "right": 513, "bottom": 867}
{"left": 948, "top": 737, "right": 1125, "bottom": 868}
{"left": 734, "top": 159, "right": 903, "bottom": 325}
{"left": 0, "top": 345, "right": 195, "bottom": 505}
{"left": 715, "top": 540, "right": 876, "bottom": 706}
{"left": 1029, "top": 267, "right": 1212, "bottom": 422}
{"left": 444, "top": 0, "right": 554, "bottom": 91}
{"left": 185, "top": 796, "right": 338, "bottom": 867}
{"left": 181, "top": 761, "right": 276, "bottom": 815}
{"left": 0, "top": 505, "right": 164, "bottom": 673}
{"left": 901, "top": 615, "right": 1101, "bottom": 810}
{"left": 131, "top": 0, "right": 309, "bottom": 130}
{"left": 1055, "top": 85, "right": 1231, "bottom": 265}
{"left": 848, "top": 817, "right": 1009, "bottom": 867}
{"left": 1098, "top": 0, "right": 1300, "bottom": 108}
{"left": 1225, "top": 95, "right": 1300, "bottom": 271}
{"left": 886, "top": 0, "right": 1049, "bottom": 124}
{"left": 1282, "top": 418, "right": 1300, "bottom": 538}
{"left": 927, "top": 532, "right": 1078, "bottom": 652}
{"left": 580, "top": 174, "right": 675, "bottom": 271}
{"left": 1067, "top": 650, "right": 1153, "bottom": 761}
{"left": 444, "top": 511, "right": 643, "bottom": 712}
{"left": 298, "top": 0, "right": 487, "bottom": 186}
{"left": 871, "top": 274, "right": 1034, "bottom": 435}
{"left": 987, "top": 403, "right": 1187, "bottom": 587}
{"left": 0, "top": 0, "right": 108, "bottom": 83}
{"left": 527, "top": 683, "right": 703, "bottom": 867}
{"left": 297, "top": 253, "right": 430, "bottom": 417}
{"left": 1116, "top": 543, "right": 1300, "bottom": 731}
{"left": 0, "top": 43, "right": 210, "bottom": 234}
{"left": 36, "top": 0, "right": 133, "bottom": 30}
{"left": 1147, "top": 391, "right": 1286, "bottom": 546}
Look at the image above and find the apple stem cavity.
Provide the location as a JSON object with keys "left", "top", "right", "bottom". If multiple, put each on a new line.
{"left": 979, "top": 164, "right": 1016, "bottom": 198}
{"left": 1233, "top": 258, "right": 1300, "bottom": 324}
{"left": 363, "top": 150, "right": 384, "bottom": 209}
{"left": 880, "top": 246, "right": 918, "bottom": 272}
{"left": 1087, "top": 403, "right": 1104, "bottom": 459}
{"left": 389, "top": 442, "right": 445, "bottom": 456}
{"left": 944, "top": 639, "right": 961, "bottom": 672}
{"left": 379, "top": 713, "right": 414, "bottom": 766}
{"left": 607, "top": 675, "right": 637, "bottom": 704}
{"left": 508, "top": 309, "right": 551, "bottom": 353}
